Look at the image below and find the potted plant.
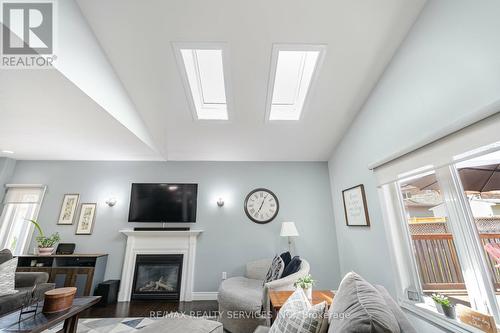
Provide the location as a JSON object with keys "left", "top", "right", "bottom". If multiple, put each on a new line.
{"left": 295, "top": 274, "right": 315, "bottom": 300}
{"left": 26, "top": 219, "right": 60, "bottom": 256}
{"left": 431, "top": 293, "right": 456, "bottom": 319}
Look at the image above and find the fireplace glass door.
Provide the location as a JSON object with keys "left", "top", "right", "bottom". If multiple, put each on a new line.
{"left": 131, "top": 254, "right": 183, "bottom": 300}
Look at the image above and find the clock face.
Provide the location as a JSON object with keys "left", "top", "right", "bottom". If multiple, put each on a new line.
{"left": 244, "top": 188, "right": 279, "bottom": 224}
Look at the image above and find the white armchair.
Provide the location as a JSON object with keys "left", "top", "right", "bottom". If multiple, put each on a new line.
{"left": 218, "top": 257, "right": 310, "bottom": 333}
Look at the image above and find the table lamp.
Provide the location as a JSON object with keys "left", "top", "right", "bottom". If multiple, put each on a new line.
{"left": 280, "top": 222, "right": 299, "bottom": 252}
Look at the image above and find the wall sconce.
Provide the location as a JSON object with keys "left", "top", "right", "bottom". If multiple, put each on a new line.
{"left": 217, "top": 197, "right": 224, "bottom": 207}
{"left": 105, "top": 197, "right": 117, "bottom": 207}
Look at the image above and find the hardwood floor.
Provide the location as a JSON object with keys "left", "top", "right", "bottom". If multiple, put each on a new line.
{"left": 81, "top": 300, "right": 219, "bottom": 318}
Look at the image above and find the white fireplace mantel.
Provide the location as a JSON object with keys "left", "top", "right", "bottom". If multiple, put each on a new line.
{"left": 118, "top": 229, "right": 203, "bottom": 302}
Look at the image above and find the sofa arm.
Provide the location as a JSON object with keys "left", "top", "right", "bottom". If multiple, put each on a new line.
{"left": 34, "top": 282, "right": 55, "bottom": 300}
{"left": 246, "top": 258, "right": 272, "bottom": 280}
{"left": 261, "top": 259, "right": 311, "bottom": 317}
{"left": 15, "top": 272, "right": 49, "bottom": 288}
{"left": 264, "top": 259, "right": 310, "bottom": 291}
{"left": 264, "top": 274, "right": 297, "bottom": 291}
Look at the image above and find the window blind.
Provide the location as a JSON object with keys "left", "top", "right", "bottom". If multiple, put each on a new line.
{"left": 372, "top": 112, "right": 500, "bottom": 186}
{"left": 3, "top": 185, "right": 46, "bottom": 205}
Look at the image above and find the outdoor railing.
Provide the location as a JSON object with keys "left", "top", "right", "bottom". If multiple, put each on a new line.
{"left": 411, "top": 232, "right": 500, "bottom": 291}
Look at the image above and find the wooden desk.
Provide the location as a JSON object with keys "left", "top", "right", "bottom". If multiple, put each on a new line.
{"left": 0, "top": 296, "right": 100, "bottom": 333}
{"left": 269, "top": 290, "right": 335, "bottom": 322}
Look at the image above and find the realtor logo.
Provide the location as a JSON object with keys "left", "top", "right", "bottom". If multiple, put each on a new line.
{"left": 1, "top": 0, "right": 56, "bottom": 68}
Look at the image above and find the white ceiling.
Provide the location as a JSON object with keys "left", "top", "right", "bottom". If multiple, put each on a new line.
{"left": 0, "top": 70, "right": 161, "bottom": 160}
{"left": 0, "top": 0, "right": 426, "bottom": 161}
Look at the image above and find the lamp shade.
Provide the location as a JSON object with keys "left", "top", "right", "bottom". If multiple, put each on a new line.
{"left": 280, "top": 222, "right": 299, "bottom": 237}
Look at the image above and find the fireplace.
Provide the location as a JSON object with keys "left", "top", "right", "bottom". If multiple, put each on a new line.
{"left": 131, "top": 254, "right": 183, "bottom": 300}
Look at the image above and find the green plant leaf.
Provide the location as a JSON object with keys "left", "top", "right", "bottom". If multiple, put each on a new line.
{"left": 294, "top": 274, "right": 315, "bottom": 289}
{"left": 25, "top": 219, "right": 44, "bottom": 237}
{"left": 24, "top": 220, "right": 60, "bottom": 248}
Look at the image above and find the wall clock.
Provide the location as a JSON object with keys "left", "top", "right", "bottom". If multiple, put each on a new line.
{"left": 244, "top": 188, "right": 279, "bottom": 224}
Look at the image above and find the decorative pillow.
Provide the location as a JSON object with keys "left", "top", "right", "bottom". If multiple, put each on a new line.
{"left": 0, "top": 257, "right": 18, "bottom": 297}
{"left": 264, "top": 255, "right": 285, "bottom": 284}
{"left": 318, "top": 306, "right": 330, "bottom": 333}
{"left": 281, "top": 256, "right": 302, "bottom": 278}
{"left": 269, "top": 288, "right": 326, "bottom": 333}
{"left": 328, "top": 272, "right": 400, "bottom": 333}
{"left": 280, "top": 251, "right": 292, "bottom": 268}
{"left": 374, "top": 285, "right": 417, "bottom": 333}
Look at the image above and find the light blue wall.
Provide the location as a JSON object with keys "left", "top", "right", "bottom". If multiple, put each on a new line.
{"left": 10, "top": 160, "right": 339, "bottom": 292}
{"left": 328, "top": 0, "right": 500, "bottom": 331}
{"left": 0, "top": 158, "right": 16, "bottom": 203}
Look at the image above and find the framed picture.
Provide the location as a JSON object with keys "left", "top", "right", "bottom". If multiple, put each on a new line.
{"left": 75, "top": 203, "right": 97, "bottom": 235}
{"left": 342, "top": 184, "right": 370, "bottom": 227}
{"left": 57, "top": 194, "right": 80, "bottom": 225}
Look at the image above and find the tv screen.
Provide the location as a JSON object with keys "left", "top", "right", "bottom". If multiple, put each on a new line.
{"left": 128, "top": 183, "right": 198, "bottom": 223}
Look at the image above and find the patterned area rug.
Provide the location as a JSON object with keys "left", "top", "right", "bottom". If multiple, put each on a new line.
{"left": 43, "top": 317, "right": 159, "bottom": 332}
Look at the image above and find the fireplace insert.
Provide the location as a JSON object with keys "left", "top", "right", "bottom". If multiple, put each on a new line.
{"left": 131, "top": 254, "right": 183, "bottom": 300}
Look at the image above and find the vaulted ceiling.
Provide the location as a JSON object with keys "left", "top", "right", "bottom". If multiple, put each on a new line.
{"left": 0, "top": 0, "right": 426, "bottom": 161}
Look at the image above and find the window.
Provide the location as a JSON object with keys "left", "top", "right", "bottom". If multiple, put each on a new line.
{"left": 456, "top": 150, "right": 500, "bottom": 313}
{"left": 266, "top": 45, "right": 326, "bottom": 121}
{"left": 173, "top": 43, "right": 231, "bottom": 120}
{"left": 372, "top": 111, "right": 500, "bottom": 331}
{"left": 398, "top": 172, "right": 470, "bottom": 303}
{"left": 378, "top": 146, "right": 500, "bottom": 329}
{"left": 0, "top": 185, "right": 46, "bottom": 255}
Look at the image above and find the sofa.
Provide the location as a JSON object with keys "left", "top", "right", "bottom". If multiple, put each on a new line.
{"left": 253, "top": 272, "right": 417, "bottom": 333}
{"left": 218, "top": 257, "right": 310, "bottom": 333}
{"left": 0, "top": 249, "right": 55, "bottom": 316}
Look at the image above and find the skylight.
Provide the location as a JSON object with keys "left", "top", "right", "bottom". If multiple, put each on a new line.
{"left": 267, "top": 45, "right": 325, "bottom": 121}
{"left": 174, "top": 44, "right": 230, "bottom": 120}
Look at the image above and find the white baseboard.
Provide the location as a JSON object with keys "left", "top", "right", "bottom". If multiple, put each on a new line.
{"left": 192, "top": 292, "right": 218, "bottom": 301}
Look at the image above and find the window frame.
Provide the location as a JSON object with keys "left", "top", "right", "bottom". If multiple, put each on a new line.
{"left": 0, "top": 184, "right": 46, "bottom": 255}
{"left": 172, "top": 42, "right": 233, "bottom": 122}
{"left": 380, "top": 156, "right": 500, "bottom": 330}
{"left": 264, "top": 44, "right": 326, "bottom": 122}
{"left": 446, "top": 165, "right": 500, "bottom": 316}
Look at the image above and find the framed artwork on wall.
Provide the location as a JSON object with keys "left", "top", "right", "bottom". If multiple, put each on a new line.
{"left": 57, "top": 194, "right": 80, "bottom": 225}
{"left": 342, "top": 184, "right": 370, "bottom": 227}
{"left": 75, "top": 203, "right": 97, "bottom": 235}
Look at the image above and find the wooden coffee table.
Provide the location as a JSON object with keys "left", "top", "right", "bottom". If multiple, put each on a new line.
{"left": 0, "top": 296, "right": 100, "bottom": 333}
{"left": 269, "top": 290, "right": 334, "bottom": 321}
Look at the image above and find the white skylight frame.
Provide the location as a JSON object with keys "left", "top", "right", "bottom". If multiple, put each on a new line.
{"left": 265, "top": 44, "right": 326, "bottom": 122}
{"left": 173, "top": 42, "right": 233, "bottom": 121}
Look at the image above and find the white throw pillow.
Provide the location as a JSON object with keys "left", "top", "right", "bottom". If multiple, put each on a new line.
{"left": 264, "top": 255, "right": 285, "bottom": 284}
{"left": 269, "top": 288, "right": 326, "bottom": 333}
{"left": 0, "top": 257, "right": 18, "bottom": 296}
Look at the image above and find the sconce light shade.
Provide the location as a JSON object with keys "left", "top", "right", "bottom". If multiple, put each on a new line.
{"left": 217, "top": 197, "right": 224, "bottom": 207}
{"left": 106, "top": 197, "right": 117, "bottom": 207}
{"left": 280, "top": 222, "right": 299, "bottom": 237}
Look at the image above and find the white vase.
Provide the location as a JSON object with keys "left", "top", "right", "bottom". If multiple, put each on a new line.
{"left": 303, "top": 287, "right": 312, "bottom": 300}
{"left": 434, "top": 302, "right": 444, "bottom": 314}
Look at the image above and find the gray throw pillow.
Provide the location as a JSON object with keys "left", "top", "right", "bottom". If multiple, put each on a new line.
{"left": 328, "top": 272, "right": 400, "bottom": 333}
{"left": 270, "top": 288, "right": 326, "bottom": 333}
{"left": 264, "top": 255, "right": 284, "bottom": 284}
{"left": 374, "top": 285, "right": 417, "bottom": 333}
{"left": 0, "top": 257, "right": 18, "bottom": 296}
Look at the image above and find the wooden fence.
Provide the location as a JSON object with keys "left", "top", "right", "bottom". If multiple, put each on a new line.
{"left": 412, "top": 233, "right": 500, "bottom": 291}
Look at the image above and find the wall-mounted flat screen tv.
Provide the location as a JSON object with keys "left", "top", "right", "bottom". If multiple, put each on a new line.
{"left": 128, "top": 183, "right": 198, "bottom": 223}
